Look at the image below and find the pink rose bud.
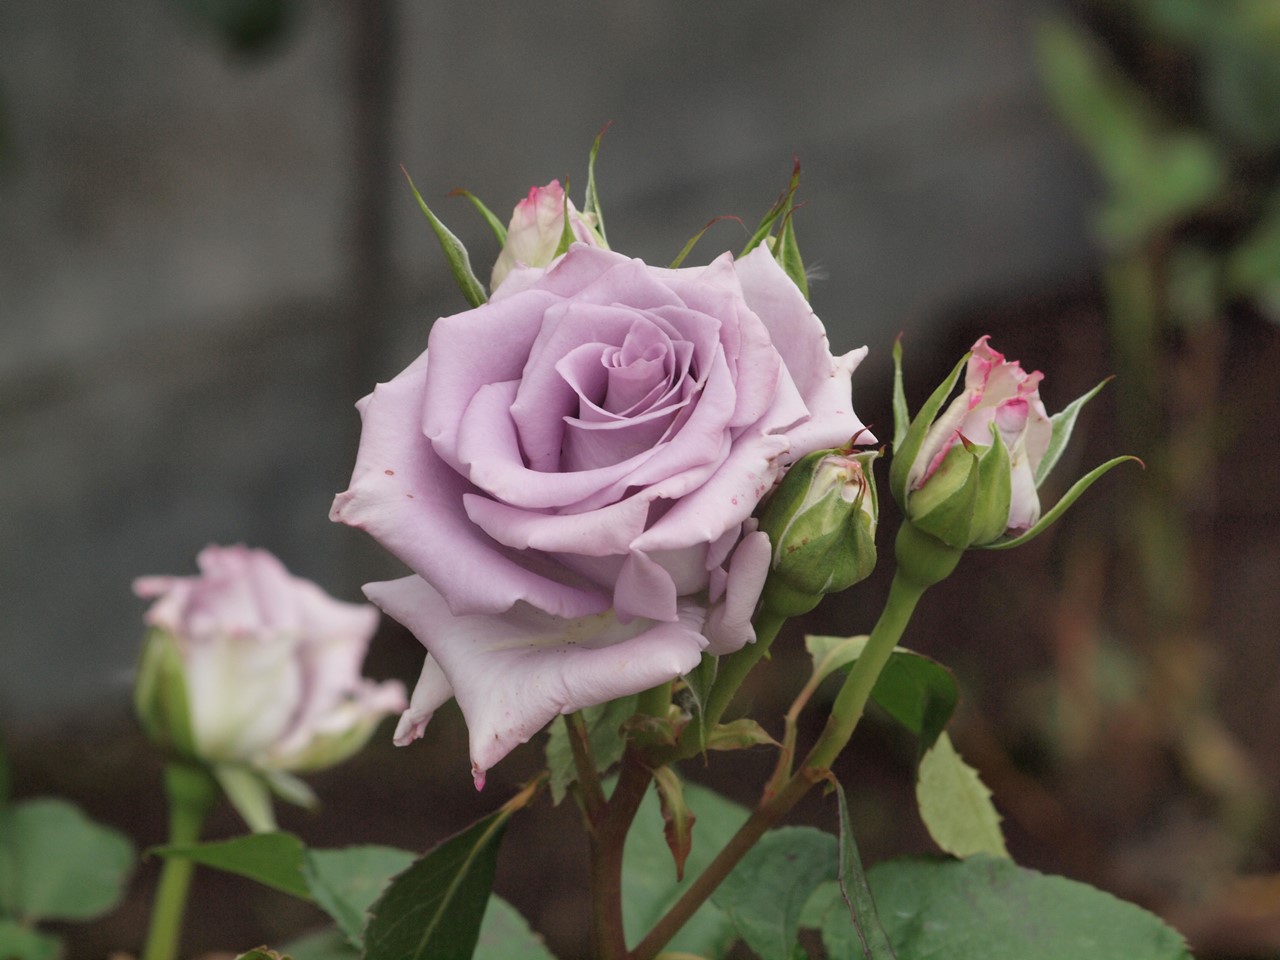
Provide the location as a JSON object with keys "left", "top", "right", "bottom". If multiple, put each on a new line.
{"left": 489, "top": 180, "right": 601, "bottom": 291}
{"left": 902, "top": 337, "right": 1052, "bottom": 548}
{"left": 133, "top": 546, "right": 406, "bottom": 777}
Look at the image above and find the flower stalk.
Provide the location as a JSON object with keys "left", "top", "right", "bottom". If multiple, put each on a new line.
{"left": 140, "top": 763, "right": 219, "bottom": 960}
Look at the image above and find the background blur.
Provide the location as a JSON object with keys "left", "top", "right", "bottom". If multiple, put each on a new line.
{"left": 2, "top": 0, "right": 1278, "bottom": 958}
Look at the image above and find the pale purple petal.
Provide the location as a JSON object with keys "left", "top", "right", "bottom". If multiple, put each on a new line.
{"left": 704, "top": 530, "right": 772, "bottom": 655}
{"left": 365, "top": 576, "right": 707, "bottom": 781}
{"left": 393, "top": 652, "right": 455, "bottom": 746}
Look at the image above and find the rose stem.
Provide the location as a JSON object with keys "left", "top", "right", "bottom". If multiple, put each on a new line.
{"left": 590, "top": 747, "right": 654, "bottom": 960}
{"left": 630, "top": 528, "right": 952, "bottom": 960}
{"left": 140, "top": 763, "right": 219, "bottom": 960}
{"left": 635, "top": 678, "right": 673, "bottom": 719}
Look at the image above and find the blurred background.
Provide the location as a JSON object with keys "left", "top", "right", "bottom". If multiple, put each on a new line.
{"left": 2, "top": 0, "right": 1278, "bottom": 957}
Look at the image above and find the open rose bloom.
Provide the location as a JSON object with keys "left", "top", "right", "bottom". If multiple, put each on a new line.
{"left": 332, "top": 242, "right": 868, "bottom": 785}
{"left": 133, "top": 545, "right": 406, "bottom": 776}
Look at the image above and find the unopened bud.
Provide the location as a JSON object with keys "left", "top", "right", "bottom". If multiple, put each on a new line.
{"left": 757, "top": 448, "right": 879, "bottom": 618}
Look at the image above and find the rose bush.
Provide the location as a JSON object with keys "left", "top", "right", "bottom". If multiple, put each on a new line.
{"left": 331, "top": 242, "right": 868, "bottom": 785}
{"left": 133, "top": 545, "right": 406, "bottom": 774}
{"left": 905, "top": 336, "right": 1052, "bottom": 545}
{"left": 490, "top": 180, "right": 600, "bottom": 291}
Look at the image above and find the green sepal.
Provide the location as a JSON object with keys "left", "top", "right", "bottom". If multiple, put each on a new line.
{"left": 652, "top": 766, "right": 696, "bottom": 882}
{"left": 263, "top": 769, "right": 318, "bottom": 810}
{"left": 905, "top": 441, "right": 981, "bottom": 549}
{"left": 621, "top": 708, "right": 686, "bottom": 752}
{"left": 448, "top": 189, "right": 507, "bottom": 245}
{"left": 981, "top": 455, "right": 1143, "bottom": 551}
{"left": 678, "top": 653, "right": 718, "bottom": 754}
{"left": 891, "top": 337, "right": 909, "bottom": 453}
{"left": 968, "top": 424, "right": 1014, "bottom": 546}
{"left": 553, "top": 176, "right": 576, "bottom": 259}
{"left": 214, "top": 764, "right": 277, "bottom": 833}
{"left": 670, "top": 215, "right": 744, "bottom": 269}
{"left": 888, "top": 351, "right": 970, "bottom": 509}
{"left": 1035, "top": 376, "right": 1112, "bottom": 488}
{"left": 741, "top": 158, "right": 801, "bottom": 258}
{"left": 774, "top": 208, "right": 808, "bottom": 299}
{"left": 584, "top": 122, "right": 610, "bottom": 249}
{"left": 402, "top": 167, "right": 487, "bottom": 308}
{"left": 134, "top": 628, "right": 198, "bottom": 759}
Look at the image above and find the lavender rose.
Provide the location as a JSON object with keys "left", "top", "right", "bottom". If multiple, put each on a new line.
{"left": 332, "top": 243, "right": 868, "bottom": 785}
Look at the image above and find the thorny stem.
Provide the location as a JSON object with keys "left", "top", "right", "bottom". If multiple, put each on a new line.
{"left": 631, "top": 559, "right": 933, "bottom": 960}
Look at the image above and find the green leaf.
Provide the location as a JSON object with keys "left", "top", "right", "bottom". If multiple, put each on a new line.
{"left": 474, "top": 896, "right": 556, "bottom": 960}
{"left": 215, "top": 764, "right": 278, "bottom": 832}
{"left": 981, "top": 456, "right": 1142, "bottom": 551}
{"left": 584, "top": 123, "right": 610, "bottom": 248}
{"left": 652, "top": 767, "right": 696, "bottom": 882}
{"left": 623, "top": 781, "right": 748, "bottom": 958}
{"left": 805, "top": 634, "right": 869, "bottom": 686}
{"left": 450, "top": 189, "right": 507, "bottom": 245}
{"left": 704, "top": 719, "right": 778, "bottom": 752}
{"left": 890, "top": 338, "right": 909, "bottom": 454}
{"left": 0, "top": 799, "right": 135, "bottom": 923}
{"left": 0, "top": 918, "right": 61, "bottom": 960}
{"left": 830, "top": 780, "right": 897, "bottom": 959}
{"left": 916, "top": 733, "right": 1009, "bottom": 859}
{"left": 302, "top": 846, "right": 415, "bottom": 945}
{"left": 363, "top": 808, "right": 510, "bottom": 960}
{"left": 236, "top": 950, "right": 291, "bottom": 960}
{"left": 869, "top": 649, "right": 958, "bottom": 759}
{"left": 403, "top": 167, "right": 488, "bottom": 307}
{"left": 805, "top": 636, "right": 958, "bottom": 758}
{"left": 546, "top": 696, "right": 637, "bottom": 805}
{"left": 1035, "top": 378, "right": 1111, "bottom": 488}
{"left": 711, "top": 827, "right": 837, "bottom": 960}
{"left": 153, "top": 832, "right": 310, "bottom": 900}
{"left": 888, "top": 352, "right": 969, "bottom": 509}
{"left": 869, "top": 855, "right": 1193, "bottom": 959}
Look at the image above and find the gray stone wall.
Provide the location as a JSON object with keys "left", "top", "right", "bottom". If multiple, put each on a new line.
{"left": 0, "top": 0, "right": 1092, "bottom": 723}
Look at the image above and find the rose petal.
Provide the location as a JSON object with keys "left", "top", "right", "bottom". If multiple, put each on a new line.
{"left": 331, "top": 360, "right": 609, "bottom": 619}
{"left": 704, "top": 530, "right": 772, "bottom": 654}
{"left": 393, "top": 653, "right": 454, "bottom": 746}
{"left": 366, "top": 575, "right": 708, "bottom": 779}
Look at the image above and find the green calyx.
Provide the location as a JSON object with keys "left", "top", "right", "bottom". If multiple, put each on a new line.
{"left": 906, "top": 424, "right": 1013, "bottom": 549}
{"left": 134, "top": 629, "right": 199, "bottom": 761}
